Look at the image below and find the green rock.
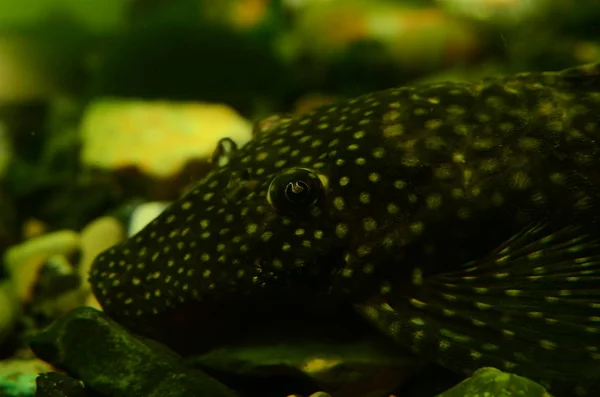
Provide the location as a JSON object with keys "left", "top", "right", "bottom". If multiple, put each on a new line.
{"left": 35, "top": 372, "right": 90, "bottom": 397}
{"left": 436, "top": 367, "right": 553, "bottom": 397}
{"left": 28, "top": 306, "right": 239, "bottom": 397}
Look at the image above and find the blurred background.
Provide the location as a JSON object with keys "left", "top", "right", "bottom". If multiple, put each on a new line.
{"left": 0, "top": 0, "right": 598, "bottom": 395}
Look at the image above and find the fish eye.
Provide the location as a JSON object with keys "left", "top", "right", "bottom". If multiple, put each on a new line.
{"left": 268, "top": 168, "right": 325, "bottom": 212}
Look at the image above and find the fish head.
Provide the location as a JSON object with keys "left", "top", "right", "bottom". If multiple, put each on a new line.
{"left": 89, "top": 92, "right": 420, "bottom": 327}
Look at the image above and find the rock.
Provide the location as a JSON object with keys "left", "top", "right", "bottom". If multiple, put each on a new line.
{"left": 435, "top": 367, "right": 553, "bottom": 397}
{"left": 3, "top": 230, "right": 80, "bottom": 303}
{"left": 189, "top": 328, "right": 422, "bottom": 397}
{"left": 289, "top": 1, "right": 480, "bottom": 71}
{"left": 0, "top": 120, "right": 12, "bottom": 179}
{"left": 439, "top": 0, "right": 539, "bottom": 24}
{"left": 0, "top": 34, "right": 58, "bottom": 102}
{"left": 79, "top": 100, "right": 253, "bottom": 179}
{"left": 78, "top": 216, "right": 125, "bottom": 296}
{"left": 2, "top": 229, "right": 92, "bottom": 333}
{"left": 22, "top": 219, "right": 48, "bottom": 240}
{"left": 27, "top": 258, "right": 88, "bottom": 328}
{"left": 0, "top": 281, "right": 20, "bottom": 346}
{"left": 35, "top": 372, "right": 90, "bottom": 397}
{"left": 0, "top": 188, "right": 16, "bottom": 251}
{"left": 287, "top": 393, "right": 332, "bottom": 397}
{"left": 28, "top": 307, "right": 240, "bottom": 397}
{"left": 78, "top": 215, "right": 127, "bottom": 311}
{"left": 127, "top": 202, "right": 170, "bottom": 237}
{"left": 0, "top": 357, "right": 55, "bottom": 397}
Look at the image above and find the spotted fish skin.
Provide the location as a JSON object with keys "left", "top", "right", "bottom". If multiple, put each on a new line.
{"left": 90, "top": 63, "right": 600, "bottom": 394}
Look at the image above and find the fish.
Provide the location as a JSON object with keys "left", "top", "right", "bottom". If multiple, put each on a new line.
{"left": 90, "top": 62, "right": 600, "bottom": 395}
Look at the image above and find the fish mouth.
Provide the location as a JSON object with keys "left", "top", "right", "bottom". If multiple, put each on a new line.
{"left": 127, "top": 267, "right": 359, "bottom": 356}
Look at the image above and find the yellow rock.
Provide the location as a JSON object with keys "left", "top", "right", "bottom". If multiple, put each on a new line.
{"left": 128, "top": 201, "right": 170, "bottom": 237}
{"left": 0, "top": 357, "right": 55, "bottom": 384}
{"left": 290, "top": 0, "right": 479, "bottom": 68}
{"left": 3, "top": 230, "right": 80, "bottom": 302}
{"left": 79, "top": 216, "right": 125, "bottom": 295}
{"left": 80, "top": 100, "right": 253, "bottom": 178}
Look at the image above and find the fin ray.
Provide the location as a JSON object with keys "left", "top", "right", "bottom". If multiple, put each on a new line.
{"left": 356, "top": 223, "right": 600, "bottom": 388}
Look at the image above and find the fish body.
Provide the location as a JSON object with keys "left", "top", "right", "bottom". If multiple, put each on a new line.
{"left": 90, "top": 63, "right": 600, "bottom": 395}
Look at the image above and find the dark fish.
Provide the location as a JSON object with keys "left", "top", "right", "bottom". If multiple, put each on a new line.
{"left": 90, "top": 63, "right": 600, "bottom": 395}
